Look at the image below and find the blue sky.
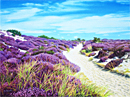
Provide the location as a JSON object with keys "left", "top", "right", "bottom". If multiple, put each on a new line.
{"left": 0, "top": 0, "right": 130, "bottom": 40}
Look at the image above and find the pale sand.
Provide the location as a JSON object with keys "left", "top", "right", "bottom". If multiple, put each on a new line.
{"left": 63, "top": 43, "right": 130, "bottom": 97}
{"left": 0, "top": 31, "right": 27, "bottom": 52}
{"left": 0, "top": 31, "right": 26, "bottom": 41}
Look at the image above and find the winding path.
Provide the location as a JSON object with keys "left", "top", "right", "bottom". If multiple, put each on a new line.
{"left": 63, "top": 43, "right": 130, "bottom": 97}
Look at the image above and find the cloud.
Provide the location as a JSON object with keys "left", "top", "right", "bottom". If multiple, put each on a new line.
{"left": 0, "top": 10, "right": 10, "bottom": 14}
{"left": 2, "top": 8, "right": 41, "bottom": 21}
{"left": 68, "top": 0, "right": 130, "bottom": 4}
{"left": 1, "top": 15, "right": 69, "bottom": 32}
{"left": 22, "top": 30, "right": 51, "bottom": 34}
{"left": 1, "top": 0, "right": 129, "bottom": 39}
{"left": 74, "top": 36, "right": 78, "bottom": 39}
{"left": 22, "top": 3, "right": 50, "bottom": 7}
{"left": 52, "top": 14, "right": 130, "bottom": 34}
{"left": 124, "top": 33, "right": 130, "bottom": 35}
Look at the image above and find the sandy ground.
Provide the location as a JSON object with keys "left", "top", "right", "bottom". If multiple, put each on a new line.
{"left": 0, "top": 31, "right": 27, "bottom": 52}
{"left": 63, "top": 43, "right": 130, "bottom": 97}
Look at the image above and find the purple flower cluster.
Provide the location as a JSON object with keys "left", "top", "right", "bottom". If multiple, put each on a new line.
{"left": 81, "top": 39, "right": 130, "bottom": 69}
{"left": 0, "top": 31, "right": 81, "bottom": 97}
{"left": 10, "top": 87, "right": 58, "bottom": 97}
{"left": 0, "top": 31, "right": 80, "bottom": 73}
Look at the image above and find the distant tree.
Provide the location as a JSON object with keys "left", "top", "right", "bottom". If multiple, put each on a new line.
{"left": 7, "top": 29, "right": 22, "bottom": 36}
{"left": 38, "top": 35, "right": 57, "bottom": 40}
{"left": 38, "top": 35, "right": 50, "bottom": 39}
{"left": 82, "top": 39, "right": 85, "bottom": 41}
{"left": 93, "top": 37, "right": 101, "bottom": 43}
{"left": 77, "top": 38, "right": 81, "bottom": 42}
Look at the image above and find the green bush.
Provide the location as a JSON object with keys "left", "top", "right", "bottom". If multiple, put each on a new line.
{"left": 81, "top": 50, "right": 86, "bottom": 53}
{"left": 93, "top": 37, "right": 101, "bottom": 43}
{"left": 46, "top": 50, "right": 55, "bottom": 54}
{"left": 39, "top": 46, "right": 44, "bottom": 50}
{"left": 0, "top": 48, "right": 3, "bottom": 51}
{"left": 38, "top": 35, "right": 57, "bottom": 40}
{"left": 7, "top": 29, "right": 22, "bottom": 36}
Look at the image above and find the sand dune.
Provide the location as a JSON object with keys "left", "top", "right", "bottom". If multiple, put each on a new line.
{"left": 63, "top": 43, "right": 130, "bottom": 97}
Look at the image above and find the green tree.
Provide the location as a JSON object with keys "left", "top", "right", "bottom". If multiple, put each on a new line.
{"left": 77, "top": 38, "right": 81, "bottom": 42}
{"left": 93, "top": 37, "right": 101, "bottom": 43}
{"left": 38, "top": 35, "right": 57, "bottom": 40}
{"left": 7, "top": 29, "right": 22, "bottom": 36}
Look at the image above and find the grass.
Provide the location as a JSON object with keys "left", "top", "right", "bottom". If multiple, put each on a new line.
{"left": 0, "top": 60, "right": 113, "bottom": 97}
{"left": 89, "top": 57, "right": 93, "bottom": 61}
{"left": 67, "top": 48, "right": 70, "bottom": 52}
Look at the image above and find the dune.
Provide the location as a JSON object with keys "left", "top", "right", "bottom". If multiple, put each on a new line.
{"left": 63, "top": 43, "right": 130, "bottom": 97}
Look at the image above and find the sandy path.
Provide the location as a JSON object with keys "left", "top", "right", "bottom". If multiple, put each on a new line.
{"left": 63, "top": 43, "right": 130, "bottom": 97}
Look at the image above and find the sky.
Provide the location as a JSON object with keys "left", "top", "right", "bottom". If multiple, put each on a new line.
{"left": 0, "top": 0, "right": 130, "bottom": 40}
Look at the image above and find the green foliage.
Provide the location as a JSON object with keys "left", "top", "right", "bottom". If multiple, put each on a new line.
{"left": 71, "top": 38, "right": 86, "bottom": 42}
{"left": 93, "top": 37, "right": 101, "bottom": 43}
{"left": 38, "top": 35, "right": 50, "bottom": 39}
{"left": 46, "top": 50, "right": 55, "bottom": 54}
{"left": 1, "top": 60, "right": 113, "bottom": 97}
{"left": 39, "top": 46, "right": 44, "bottom": 50}
{"left": 44, "top": 40, "right": 48, "bottom": 44}
{"left": 0, "top": 48, "right": 3, "bottom": 51}
{"left": 81, "top": 39, "right": 86, "bottom": 41}
{"left": 89, "top": 57, "right": 93, "bottom": 61}
{"left": 67, "top": 48, "right": 70, "bottom": 52}
{"left": 86, "top": 46, "right": 92, "bottom": 53}
{"left": 81, "top": 50, "right": 86, "bottom": 53}
{"left": 51, "top": 42, "right": 54, "bottom": 44}
{"left": 12, "top": 33, "right": 15, "bottom": 36}
{"left": 38, "top": 35, "right": 57, "bottom": 40}
{"left": 32, "top": 51, "right": 44, "bottom": 55}
{"left": 33, "top": 49, "right": 38, "bottom": 51}
{"left": 7, "top": 29, "right": 22, "bottom": 36}
{"left": 77, "top": 38, "right": 81, "bottom": 42}
{"left": 50, "top": 37, "right": 57, "bottom": 40}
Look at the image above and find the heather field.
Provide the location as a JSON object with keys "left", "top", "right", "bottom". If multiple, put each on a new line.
{"left": 0, "top": 30, "right": 114, "bottom": 97}
{"left": 0, "top": 30, "right": 130, "bottom": 97}
{"left": 80, "top": 38, "right": 130, "bottom": 77}
{"left": 1, "top": 0, "right": 130, "bottom": 97}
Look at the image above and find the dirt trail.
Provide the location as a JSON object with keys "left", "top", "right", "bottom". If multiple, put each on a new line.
{"left": 63, "top": 43, "right": 130, "bottom": 97}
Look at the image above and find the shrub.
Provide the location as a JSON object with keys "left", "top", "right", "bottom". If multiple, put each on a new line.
{"left": 81, "top": 50, "right": 86, "bottom": 53}
{"left": 93, "top": 37, "right": 101, "bottom": 43}
{"left": 0, "top": 48, "right": 3, "bottom": 51}
{"left": 38, "top": 35, "right": 57, "bottom": 40}
{"left": 105, "top": 59, "right": 123, "bottom": 69}
{"left": 7, "top": 29, "right": 22, "bottom": 36}
{"left": 46, "top": 50, "right": 55, "bottom": 54}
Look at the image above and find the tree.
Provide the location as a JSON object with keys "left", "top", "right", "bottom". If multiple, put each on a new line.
{"left": 82, "top": 39, "right": 85, "bottom": 41}
{"left": 93, "top": 37, "right": 101, "bottom": 43}
{"left": 77, "top": 38, "right": 81, "bottom": 42}
{"left": 7, "top": 29, "right": 22, "bottom": 36}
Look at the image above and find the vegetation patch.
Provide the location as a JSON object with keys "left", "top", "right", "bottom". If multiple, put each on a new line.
{"left": 7, "top": 29, "right": 22, "bottom": 36}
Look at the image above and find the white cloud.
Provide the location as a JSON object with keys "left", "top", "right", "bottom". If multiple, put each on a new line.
{"left": 2, "top": 13, "right": 129, "bottom": 35}
{"left": 22, "top": 3, "right": 43, "bottom": 6}
{"left": 23, "top": 30, "right": 51, "bottom": 34}
{"left": 66, "top": 0, "right": 129, "bottom": 3}
{"left": 53, "top": 14, "right": 130, "bottom": 34}
{"left": 1, "top": 15, "right": 69, "bottom": 32}
{"left": 3, "top": 8, "right": 41, "bottom": 20}
{"left": 116, "top": 0, "right": 130, "bottom": 4}
{"left": 124, "top": 33, "right": 130, "bottom": 35}
{"left": 67, "top": 34, "right": 70, "bottom": 36}
{"left": 74, "top": 36, "right": 78, "bottom": 39}
{"left": 0, "top": 10, "right": 10, "bottom": 14}
{"left": 103, "top": 34, "right": 109, "bottom": 36}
